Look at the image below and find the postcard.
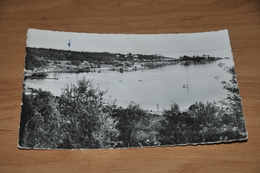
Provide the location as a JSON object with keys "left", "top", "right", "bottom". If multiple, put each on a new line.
{"left": 19, "top": 29, "right": 247, "bottom": 149}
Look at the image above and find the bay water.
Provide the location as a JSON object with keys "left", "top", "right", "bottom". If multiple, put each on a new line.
{"left": 24, "top": 59, "right": 233, "bottom": 111}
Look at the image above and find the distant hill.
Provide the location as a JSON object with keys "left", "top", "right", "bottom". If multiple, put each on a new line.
{"left": 25, "top": 47, "right": 171, "bottom": 70}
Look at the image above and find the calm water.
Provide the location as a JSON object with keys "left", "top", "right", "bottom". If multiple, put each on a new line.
{"left": 24, "top": 59, "right": 233, "bottom": 110}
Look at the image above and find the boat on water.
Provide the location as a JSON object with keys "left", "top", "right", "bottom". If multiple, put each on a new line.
{"left": 183, "top": 84, "right": 189, "bottom": 88}
{"left": 182, "top": 61, "right": 190, "bottom": 66}
{"left": 183, "top": 78, "right": 190, "bottom": 88}
{"left": 119, "top": 68, "right": 124, "bottom": 73}
{"left": 31, "top": 72, "right": 47, "bottom": 77}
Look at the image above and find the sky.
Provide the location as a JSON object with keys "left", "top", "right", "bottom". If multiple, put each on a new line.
{"left": 26, "top": 29, "right": 233, "bottom": 59}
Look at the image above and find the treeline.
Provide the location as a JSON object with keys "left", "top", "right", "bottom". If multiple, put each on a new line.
{"left": 19, "top": 67, "right": 247, "bottom": 149}
{"left": 179, "top": 55, "right": 222, "bottom": 62}
{"left": 25, "top": 47, "right": 167, "bottom": 70}
{"left": 25, "top": 47, "right": 224, "bottom": 71}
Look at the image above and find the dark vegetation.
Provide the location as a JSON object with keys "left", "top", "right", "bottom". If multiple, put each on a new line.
{"left": 19, "top": 66, "right": 247, "bottom": 149}
{"left": 31, "top": 72, "right": 47, "bottom": 77}
{"left": 179, "top": 55, "right": 222, "bottom": 62}
{"left": 25, "top": 47, "right": 169, "bottom": 70}
{"left": 25, "top": 47, "right": 222, "bottom": 70}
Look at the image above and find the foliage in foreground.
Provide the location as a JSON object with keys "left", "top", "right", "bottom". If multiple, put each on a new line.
{"left": 19, "top": 67, "right": 247, "bottom": 149}
{"left": 20, "top": 79, "right": 119, "bottom": 149}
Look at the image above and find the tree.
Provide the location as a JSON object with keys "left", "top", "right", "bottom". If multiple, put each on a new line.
{"left": 159, "top": 102, "right": 191, "bottom": 145}
{"left": 92, "top": 112, "right": 119, "bottom": 148}
{"left": 220, "top": 66, "right": 247, "bottom": 140}
{"left": 20, "top": 78, "right": 120, "bottom": 149}
{"left": 58, "top": 77, "right": 119, "bottom": 148}
{"left": 221, "top": 66, "right": 241, "bottom": 109}
{"left": 112, "top": 102, "right": 153, "bottom": 147}
{"left": 20, "top": 89, "right": 62, "bottom": 149}
{"left": 188, "top": 101, "right": 221, "bottom": 142}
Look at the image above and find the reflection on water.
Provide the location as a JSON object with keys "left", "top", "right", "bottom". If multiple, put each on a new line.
{"left": 24, "top": 60, "right": 233, "bottom": 110}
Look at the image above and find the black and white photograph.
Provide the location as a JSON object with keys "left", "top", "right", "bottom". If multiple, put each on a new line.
{"left": 19, "top": 29, "right": 247, "bottom": 149}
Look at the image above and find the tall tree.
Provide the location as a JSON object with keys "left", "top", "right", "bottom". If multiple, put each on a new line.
{"left": 20, "top": 90, "right": 62, "bottom": 148}
{"left": 112, "top": 102, "right": 153, "bottom": 147}
{"left": 58, "top": 78, "right": 119, "bottom": 148}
